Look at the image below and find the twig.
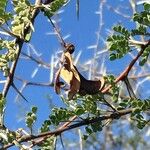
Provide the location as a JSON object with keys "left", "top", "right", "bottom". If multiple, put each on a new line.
{"left": 2, "top": 0, "right": 42, "bottom": 97}
{"left": 2, "top": 38, "right": 149, "bottom": 148}
{"left": 0, "top": 26, "right": 19, "bottom": 38}
{"left": 54, "top": 136, "right": 57, "bottom": 150}
{"left": 103, "top": 99, "right": 118, "bottom": 112}
{"left": 27, "top": 39, "right": 150, "bottom": 148}
{"left": 1, "top": 108, "right": 133, "bottom": 149}
{"left": 12, "top": 83, "right": 28, "bottom": 102}
{"left": 101, "top": 40, "right": 150, "bottom": 93}
{"left": 60, "top": 134, "right": 65, "bottom": 150}
{"left": 124, "top": 77, "right": 136, "bottom": 98}
{"left": 49, "top": 18, "right": 66, "bottom": 47}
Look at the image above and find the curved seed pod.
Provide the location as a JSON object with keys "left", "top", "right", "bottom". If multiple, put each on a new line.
{"left": 54, "top": 44, "right": 105, "bottom": 100}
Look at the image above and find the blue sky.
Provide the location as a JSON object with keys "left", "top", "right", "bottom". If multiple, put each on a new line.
{"left": 1, "top": 0, "right": 150, "bottom": 149}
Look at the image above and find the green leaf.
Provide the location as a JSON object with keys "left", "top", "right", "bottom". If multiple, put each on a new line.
{"left": 119, "top": 102, "right": 128, "bottom": 108}
{"left": 139, "top": 58, "right": 147, "bottom": 66}
{"left": 133, "top": 108, "right": 141, "bottom": 114}
{"left": 40, "top": 120, "right": 51, "bottom": 132}
{"left": 113, "top": 25, "right": 130, "bottom": 37}
{"left": 25, "top": 106, "right": 37, "bottom": 129}
{"left": 83, "top": 134, "right": 88, "bottom": 140}
{"left": 85, "top": 126, "right": 92, "bottom": 135}
{"left": 109, "top": 53, "right": 117, "bottom": 60}
{"left": 43, "top": 0, "right": 68, "bottom": 18}
{"left": 131, "top": 25, "right": 147, "bottom": 36}
{"left": 75, "top": 106, "right": 84, "bottom": 115}
{"left": 11, "top": 0, "right": 33, "bottom": 39}
{"left": 137, "top": 121, "right": 147, "bottom": 129}
{"left": 144, "top": 3, "right": 150, "bottom": 11}
{"left": 136, "top": 114, "right": 144, "bottom": 120}
{"left": 0, "top": 94, "right": 5, "bottom": 114}
{"left": 133, "top": 7, "right": 150, "bottom": 26}
{"left": 25, "top": 30, "right": 32, "bottom": 42}
{"left": 49, "top": 114, "right": 58, "bottom": 125}
{"left": 91, "top": 121, "right": 102, "bottom": 132}
{"left": 137, "top": 101, "right": 144, "bottom": 108}
{"left": 139, "top": 45, "right": 150, "bottom": 66}
{"left": 131, "top": 100, "right": 138, "bottom": 108}
{"left": 32, "top": 106, "right": 37, "bottom": 113}
{"left": 0, "top": 0, "right": 12, "bottom": 25}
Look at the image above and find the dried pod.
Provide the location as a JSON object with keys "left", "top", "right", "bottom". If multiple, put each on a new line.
{"left": 54, "top": 44, "right": 105, "bottom": 100}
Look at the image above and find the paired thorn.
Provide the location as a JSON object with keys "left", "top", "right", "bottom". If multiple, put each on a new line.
{"left": 12, "top": 83, "right": 28, "bottom": 102}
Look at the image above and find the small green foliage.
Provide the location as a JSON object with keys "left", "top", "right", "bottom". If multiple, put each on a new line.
{"left": 38, "top": 136, "right": 56, "bottom": 150}
{"left": 0, "top": 93, "right": 5, "bottom": 128}
{"left": 90, "top": 121, "right": 102, "bottom": 132}
{"left": 84, "top": 121, "right": 102, "bottom": 140}
{"left": 0, "top": 40, "right": 19, "bottom": 77}
{"left": 108, "top": 3, "right": 150, "bottom": 63}
{"left": 136, "top": 120, "right": 147, "bottom": 129}
{"left": 40, "top": 120, "right": 51, "bottom": 132}
{"left": 118, "top": 99, "right": 129, "bottom": 109}
{"left": 0, "top": 93, "right": 5, "bottom": 115}
{"left": 0, "top": 128, "right": 17, "bottom": 146}
{"left": 82, "top": 95, "right": 97, "bottom": 114}
{"left": 107, "top": 26, "right": 130, "bottom": 60}
{"left": 0, "top": 0, "right": 12, "bottom": 25}
{"left": 131, "top": 25, "right": 147, "bottom": 36}
{"left": 144, "top": 3, "right": 150, "bottom": 11}
{"left": 139, "top": 45, "right": 150, "bottom": 66}
{"left": 131, "top": 99, "right": 150, "bottom": 112}
{"left": 104, "top": 75, "right": 119, "bottom": 102}
{"left": 83, "top": 134, "right": 88, "bottom": 140}
{"left": 11, "top": 0, "right": 33, "bottom": 40}
{"left": 109, "top": 53, "right": 117, "bottom": 61}
{"left": 113, "top": 25, "right": 130, "bottom": 37}
{"left": 42, "top": 0, "right": 68, "bottom": 17}
{"left": 7, "top": 131, "right": 16, "bottom": 143}
{"left": 85, "top": 126, "right": 93, "bottom": 135}
{"left": 130, "top": 98, "right": 150, "bottom": 129}
{"left": 133, "top": 3, "right": 150, "bottom": 26}
{"left": 49, "top": 107, "right": 74, "bottom": 126}
{"left": 32, "top": 106, "right": 37, "bottom": 113}
{"left": 75, "top": 106, "right": 85, "bottom": 115}
{"left": 25, "top": 106, "right": 37, "bottom": 131}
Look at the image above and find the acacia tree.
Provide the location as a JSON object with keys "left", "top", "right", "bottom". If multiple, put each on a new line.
{"left": 0, "top": 0, "right": 150, "bottom": 149}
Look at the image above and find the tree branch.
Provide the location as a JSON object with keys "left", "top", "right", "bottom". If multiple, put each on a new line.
{"left": 2, "top": 0, "right": 42, "bottom": 97}
{"left": 1, "top": 108, "right": 133, "bottom": 149}
{"left": 101, "top": 39, "right": 150, "bottom": 93}
{"left": 27, "top": 39, "right": 150, "bottom": 147}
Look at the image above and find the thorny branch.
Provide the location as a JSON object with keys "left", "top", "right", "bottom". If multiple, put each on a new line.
{"left": 1, "top": 108, "right": 133, "bottom": 149}
{"left": 1, "top": 0, "right": 150, "bottom": 149}
{"left": 0, "top": 0, "right": 42, "bottom": 130}
{"left": 2, "top": 0, "right": 42, "bottom": 97}
{"left": 101, "top": 40, "right": 150, "bottom": 93}
{"left": 2, "top": 39, "right": 150, "bottom": 149}
{"left": 35, "top": 39, "right": 150, "bottom": 146}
